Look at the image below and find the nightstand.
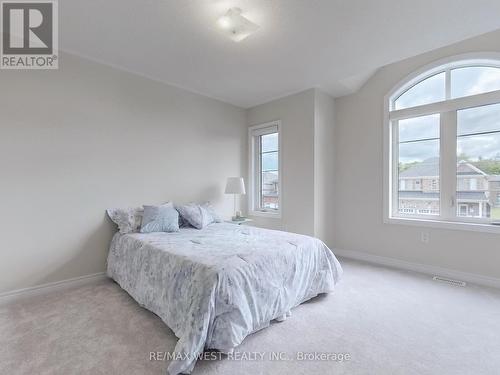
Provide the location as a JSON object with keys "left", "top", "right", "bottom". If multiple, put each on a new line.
{"left": 225, "top": 218, "right": 253, "bottom": 225}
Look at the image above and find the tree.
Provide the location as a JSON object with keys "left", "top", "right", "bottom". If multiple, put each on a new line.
{"left": 472, "top": 159, "right": 500, "bottom": 175}
{"left": 399, "top": 161, "right": 419, "bottom": 173}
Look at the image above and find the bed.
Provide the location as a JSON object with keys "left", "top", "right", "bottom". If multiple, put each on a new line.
{"left": 107, "top": 223, "right": 342, "bottom": 374}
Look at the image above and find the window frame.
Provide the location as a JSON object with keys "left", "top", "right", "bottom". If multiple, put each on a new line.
{"left": 248, "top": 120, "right": 282, "bottom": 218}
{"left": 383, "top": 53, "right": 500, "bottom": 233}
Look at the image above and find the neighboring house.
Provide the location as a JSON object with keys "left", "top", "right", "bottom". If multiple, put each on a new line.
{"left": 398, "top": 158, "right": 495, "bottom": 218}
{"left": 262, "top": 171, "right": 279, "bottom": 209}
{"left": 489, "top": 175, "right": 500, "bottom": 210}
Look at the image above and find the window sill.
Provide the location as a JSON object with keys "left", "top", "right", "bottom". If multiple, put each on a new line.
{"left": 249, "top": 210, "right": 281, "bottom": 219}
{"left": 385, "top": 216, "right": 500, "bottom": 234}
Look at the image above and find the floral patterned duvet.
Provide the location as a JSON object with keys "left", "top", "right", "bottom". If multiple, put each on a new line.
{"left": 107, "top": 223, "right": 342, "bottom": 374}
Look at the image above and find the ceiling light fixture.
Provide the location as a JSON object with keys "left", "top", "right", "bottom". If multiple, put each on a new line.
{"left": 216, "top": 8, "right": 259, "bottom": 42}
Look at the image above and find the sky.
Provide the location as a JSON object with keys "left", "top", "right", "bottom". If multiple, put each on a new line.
{"left": 395, "top": 66, "right": 500, "bottom": 110}
{"left": 261, "top": 133, "right": 278, "bottom": 172}
{"left": 397, "top": 67, "right": 500, "bottom": 169}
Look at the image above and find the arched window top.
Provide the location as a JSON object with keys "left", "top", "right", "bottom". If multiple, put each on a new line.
{"left": 390, "top": 55, "right": 500, "bottom": 111}
{"left": 394, "top": 72, "right": 446, "bottom": 110}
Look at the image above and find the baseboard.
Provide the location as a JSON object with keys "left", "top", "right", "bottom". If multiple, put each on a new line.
{"left": 334, "top": 248, "right": 500, "bottom": 289}
{"left": 0, "top": 272, "right": 108, "bottom": 305}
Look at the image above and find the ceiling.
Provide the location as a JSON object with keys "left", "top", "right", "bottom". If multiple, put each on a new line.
{"left": 60, "top": 0, "right": 500, "bottom": 108}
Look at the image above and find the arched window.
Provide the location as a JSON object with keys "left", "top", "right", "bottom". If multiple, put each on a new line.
{"left": 385, "top": 54, "right": 500, "bottom": 228}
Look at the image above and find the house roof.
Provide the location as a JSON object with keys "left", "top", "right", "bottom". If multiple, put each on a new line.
{"left": 400, "top": 158, "right": 486, "bottom": 178}
{"left": 458, "top": 161, "right": 487, "bottom": 176}
{"left": 458, "top": 192, "right": 489, "bottom": 201}
{"left": 399, "top": 158, "right": 439, "bottom": 178}
{"left": 398, "top": 191, "right": 488, "bottom": 201}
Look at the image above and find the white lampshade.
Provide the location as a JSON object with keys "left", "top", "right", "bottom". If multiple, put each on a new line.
{"left": 225, "top": 177, "right": 246, "bottom": 195}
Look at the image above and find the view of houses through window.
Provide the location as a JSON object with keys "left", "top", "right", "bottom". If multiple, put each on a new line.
{"left": 391, "top": 60, "right": 500, "bottom": 223}
{"left": 250, "top": 122, "right": 280, "bottom": 214}
{"left": 399, "top": 158, "right": 500, "bottom": 220}
{"left": 260, "top": 132, "right": 279, "bottom": 210}
{"left": 456, "top": 104, "right": 500, "bottom": 220}
{"left": 397, "top": 104, "right": 500, "bottom": 221}
{"left": 398, "top": 104, "right": 500, "bottom": 220}
{"left": 398, "top": 114, "right": 441, "bottom": 216}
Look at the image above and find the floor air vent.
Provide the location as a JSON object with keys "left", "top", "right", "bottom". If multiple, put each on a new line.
{"left": 432, "top": 276, "right": 466, "bottom": 287}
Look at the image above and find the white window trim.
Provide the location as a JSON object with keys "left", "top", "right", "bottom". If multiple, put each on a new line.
{"left": 383, "top": 52, "right": 500, "bottom": 234}
{"left": 248, "top": 120, "right": 282, "bottom": 219}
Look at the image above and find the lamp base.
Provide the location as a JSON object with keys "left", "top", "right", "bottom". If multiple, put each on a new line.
{"left": 231, "top": 216, "right": 247, "bottom": 222}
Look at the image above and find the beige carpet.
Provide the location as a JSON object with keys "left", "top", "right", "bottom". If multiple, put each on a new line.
{"left": 1, "top": 259, "right": 500, "bottom": 375}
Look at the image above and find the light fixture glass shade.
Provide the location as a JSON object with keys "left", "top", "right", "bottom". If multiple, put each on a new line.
{"left": 225, "top": 177, "right": 246, "bottom": 195}
{"left": 216, "top": 8, "right": 259, "bottom": 42}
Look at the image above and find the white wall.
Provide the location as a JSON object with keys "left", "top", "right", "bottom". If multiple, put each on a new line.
{"left": 0, "top": 52, "right": 246, "bottom": 294}
{"left": 6, "top": 28, "right": 499, "bottom": 295}
{"left": 246, "top": 89, "right": 316, "bottom": 235}
{"left": 314, "top": 90, "right": 336, "bottom": 245}
{"left": 334, "top": 29, "right": 500, "bottom": 279}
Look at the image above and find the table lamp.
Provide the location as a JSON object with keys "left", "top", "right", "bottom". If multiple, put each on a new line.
{"left": 225, "top": 177, "right": 246, "bottom": 220}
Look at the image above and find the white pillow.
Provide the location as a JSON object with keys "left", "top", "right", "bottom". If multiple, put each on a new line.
{"left": 107, "top": 207, "right": 144, "bottom": 234}
{"left": 175, "top": 202, "right": 223, "bottom": 229}
{"left": 175, "top": 203, "right": 212, "bottom": 229}
{"left": 201, "top": 202, "right": 223, "bottom": 223}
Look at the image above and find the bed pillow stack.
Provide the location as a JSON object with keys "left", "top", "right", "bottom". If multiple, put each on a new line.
{"left": 140, "top": 203, "right": 180, "bottom": 233}
{"left": 107, "top": 202, "right": 222, "bottom": 233}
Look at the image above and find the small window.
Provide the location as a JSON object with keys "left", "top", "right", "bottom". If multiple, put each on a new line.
{"left": 470, "top": 179, "right": 478, "bottom": 191}
{"left": 459, "top": 204, "right": 469, "bottom": 217}
{"left": 249, "top": 121, "right": 281, "bottom": 216}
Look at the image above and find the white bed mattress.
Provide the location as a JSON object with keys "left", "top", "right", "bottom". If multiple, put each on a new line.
{"left": 107, "top": 223, "right": 342, "bottom": 374}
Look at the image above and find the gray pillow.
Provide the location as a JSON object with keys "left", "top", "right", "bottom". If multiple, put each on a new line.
{"left": 175, "top": 203, "right": 212, "bottom": 229}
{"left": 140, "top": 204, "right": 180, "bottom": 233}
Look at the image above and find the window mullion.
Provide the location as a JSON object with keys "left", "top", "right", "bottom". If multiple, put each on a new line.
{"left": 440, "top": 111, "right": 457, "bottom": 220}
{"left": 445, "top": 69, "right": 451, "bottom": 100}
{"left": 257, "top": 136, "right": 263, "bottom": 210}
{"left": 251, "top": 135, "right": 261, "bottom": 212}
{"left": 392, "top": 120, "right": 399, "bottom": 217}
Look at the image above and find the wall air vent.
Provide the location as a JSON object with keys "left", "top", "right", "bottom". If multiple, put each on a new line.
{"left": 432, "top": 276, "right": 466, "bottom": 287}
